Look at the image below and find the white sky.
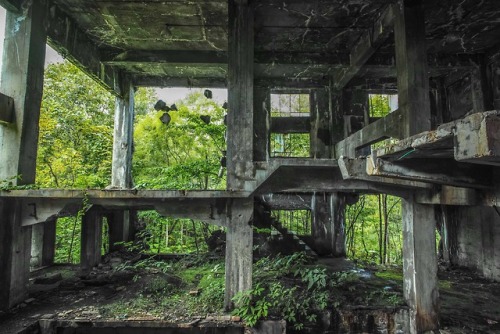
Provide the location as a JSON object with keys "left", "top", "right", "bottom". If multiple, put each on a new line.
{"left": 0, "top": 7, "right": 227, "bottom": 104}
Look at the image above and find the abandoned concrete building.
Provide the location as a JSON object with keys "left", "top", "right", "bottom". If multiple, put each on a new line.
{"left": 1, "top": 0, "right": 500, "bottom": 333}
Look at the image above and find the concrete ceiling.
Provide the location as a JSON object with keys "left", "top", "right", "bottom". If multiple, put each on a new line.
{"left": 40, "top": 0, "right": 500, "bottom": 90}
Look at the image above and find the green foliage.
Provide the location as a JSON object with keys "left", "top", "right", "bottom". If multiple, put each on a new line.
{"left": 38, "top": 63, "right": 225, "bottom": 258}
{"left": 232, "top": 283, "right": 270, "bottom": 327}
{"left": 54, "top": 216, "right": 81, "bottom": 263}
{"left": 135, "top": 211, "right": 222, "bottom": 254}
{"left": 345, "top": 195, "right": 403, "bottom": 265}
{"left": 133, "top": 91, "right": 225, "bottom": 190}
{"left": 232, "top": 252, "right": 329, "bottom": 329}
{"left": 271, "top": 210, "right": 311, "bottom": 236}
{"left": 369, "top": 94, "right": 393, "bottom": 117}
{"left": 37, "top": 62, "right": 115, "bottom": 188}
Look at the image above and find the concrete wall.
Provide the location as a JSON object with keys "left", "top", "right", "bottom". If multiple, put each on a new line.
{"left": 443, "top": 206, "right": 500, "bottom": 281}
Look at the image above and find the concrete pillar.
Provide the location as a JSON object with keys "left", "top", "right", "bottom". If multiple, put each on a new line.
{"left": 227, "top": 0, "right": 254, "bottom": 190}
{"left": 30, "top": 220, "right": 56, "bottom": 268}
{"left": 394, "top": 0, "right": 431, "bottom": 137}
{"left": 0, "top": 1, "right": 48, "bottom": 310}
{"left": 108, "top": 211, "right": 131, "bottom": 251}
{"left": 31, "top": 224, "right": 45, "bottom": 268}
{"left": 311, "top": 193, "right": 346, "bottom": 257}
{"left": 224, "top": 199, "right": 254, "bottom": 310}
{"left": 224, "top": 0, "right": 255, "bottom": 309}
{"left": 42, "top": 220, "right": 56, "bottom": 266}
{"left": 253, "top": 87, "right": 270, "bottom": 162}
{"left": 402, "top": 196, "right": 439, "bottom": 333}
{"left": 80, "top": 210, "right": 103, "bottom": 272}
{"left": 0, "top": 199, "right": 32, "bottom": 310}
{"left": 110, "top": 76, "right": 135, "bottom": 249}
{"left": 310, "top": 88, "right": 332, "bottom": 159}
{"left": 111, "top": 76, "right": 134, "bottom": 189}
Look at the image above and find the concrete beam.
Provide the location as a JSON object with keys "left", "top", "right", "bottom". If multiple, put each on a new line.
{"left": 366, "top": 156, "right": 493, "bottom": 189}
{"left": 415, "top": 186, "right": 477, "bottom": 206}
{"left": 0, "top": 0, "right": 20, "bottom": 12}
{"left": 0, "top": 92, "right": 14, "bottom": 124}
{"left": 132, "top": 75, "right": 228, "bottom": 88}
{"left": 335, "top": 109, "right": 404, "bottom": 158}
{"left": 402, "top": 197, "right": 439, "bottom": 333}
{"left": 46, "top": 1, "right": 119, "bottom": 96}
{"left": 101, "top": 50, "right": 228, "bottom": 65}
{"left": 224, "top": 199, "right": 253, "bottom": 310}
{"left": 20, "top": 198, "right": 80, "bottom": 226}
{"left": 154, "top": 199, "right": 227, "bottom": 227}
{"left": 338, "top": 157, "right": 433, "bottom": 190}
{"left": 260, "top": 194, "right": 313, "bottom": 210}
{"left": 333, "top": 4, "right": 395, "bottom": 90}
{"left": 270, "top": 117, "right": 310, "bottom": 134}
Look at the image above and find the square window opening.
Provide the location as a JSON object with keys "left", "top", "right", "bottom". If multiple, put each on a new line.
{"left": 270, "top": 93, "right": 311, "bottom": 157}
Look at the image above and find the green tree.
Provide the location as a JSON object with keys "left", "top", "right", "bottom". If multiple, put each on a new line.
{"left": 37, "top": 62, "right": 115, "bottom": 188}
{"left": 133, "top": 91, "right": 226, "bottom": 190}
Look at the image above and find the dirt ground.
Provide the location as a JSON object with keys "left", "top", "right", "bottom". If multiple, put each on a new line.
{"left": 1, "top": 254, "right": 499, "bottom": 334}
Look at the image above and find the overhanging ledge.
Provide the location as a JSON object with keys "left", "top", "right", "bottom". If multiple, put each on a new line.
{"left": 0, "top": 189, "right": 250, "bottom": 227}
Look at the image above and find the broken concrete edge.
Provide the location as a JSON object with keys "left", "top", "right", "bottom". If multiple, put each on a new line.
{"left": 374, "top": 110, "right": 500, "bottom": 160}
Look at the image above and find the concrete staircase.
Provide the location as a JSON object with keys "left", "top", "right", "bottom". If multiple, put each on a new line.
{"left": 254, "top": 201, "right": 317, "bottom": 259}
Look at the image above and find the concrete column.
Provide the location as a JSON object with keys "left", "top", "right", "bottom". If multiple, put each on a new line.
{"left": 394, "top": 0, "right": 431, "bottom": 137}
{"left": 0, "top": 1, "right": 48, "bottom": 310}
{"left": 31, "top": 224, "right": 45, "bottom": 268}
{"left": 224, "top": 199, "right": 254, "bottom": 310}
{"left": 0, "top": 199, "right": 32, "bottom": 310}
{"left": 111, "top": 76, "right": 135, "bottom": 189}
{"left": 310, "top": 88, "right": 332, "bottom": 159}
{"left": 42, "top": 220, "right": 56, "bottom": 266}
{"left": 402, "top": 196, "right": 439, "bottom": 333}
{"left": 227, "top": 0, "right": 254, "bottom": 190}
{"left": 311, "top": 193, "right": 346, "bottom": 257}
{"left": 253, "top": 87, "right": 270, "bottom": 162}
{"left": 110, "top": 76, "right": 135, "bottom": 249}
{"left": 223, "top": 0, "right": 255, "bottom": 310}
{"left": 80, "top": 210, "right": 103, "bottom": 272}
{"left": 30, "top": 220, "right": 56, "bottom": 268}
{"left": 108, "top": 211, "right": 131, "bottom": 251}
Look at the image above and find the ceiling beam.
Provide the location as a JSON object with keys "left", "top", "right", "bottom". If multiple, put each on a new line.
{"left": 101, "top": 50, "right": 228, "bottom": 66}
{"left": 46, "top": 0, "right": 120, "bottom": 97}
{"left": 333, "top": 4, "right": 395, "bottom": 90}
{"left": 0, "top": 0, "right": 20, "bottom": 12}
{"left": 129, "top": 53, "right": 480, "bottom": 88}
{"left": 133, "top": 75, "right": 228, "bottom": 88}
